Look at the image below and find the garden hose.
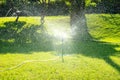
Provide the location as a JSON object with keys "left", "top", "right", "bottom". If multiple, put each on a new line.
{"left": 0, "top": 57, "right": 59, "bottom": 72}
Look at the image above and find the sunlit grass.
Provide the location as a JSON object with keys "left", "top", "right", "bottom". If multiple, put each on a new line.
{"left": 0, "top": 14, "right": 120, "bottom": 80}
{"left": 0, "top": 53, "right": 120, "bottom": 80}
{"left": 0, "top": 17, "right": 41, "bottom": 25}
{"left": 87, "top": 14, "right": 120, "bottom": 40}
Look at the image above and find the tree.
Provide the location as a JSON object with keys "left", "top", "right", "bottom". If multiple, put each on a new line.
{"left": 91, "top": 0, "right": 120, "bottom": 13}
{"left": 70, "top": 0, "right": 92, "bottom": 40}
{"left": 38, "top": 0, "right": 47, "bottom": 24}
{"left": 35, "top": 0, "right": 51, "bottom": 24}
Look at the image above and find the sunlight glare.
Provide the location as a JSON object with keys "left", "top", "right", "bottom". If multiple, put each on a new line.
{"left": 53, "top": 29, "right": 69, "bottom": 40}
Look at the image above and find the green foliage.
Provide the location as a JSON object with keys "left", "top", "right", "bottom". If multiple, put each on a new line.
{"left": 0, "top": 0, "right": 5, "bottom": 5}
{"left": 0, "top": 0, "right": 119, "bottom": 17}
{"left": 86, "top": 0, "right": 97, "bottom": 7}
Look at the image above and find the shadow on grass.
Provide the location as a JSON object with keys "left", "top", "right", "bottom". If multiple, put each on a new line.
{"left": 64, "top": 40, "right": 120, "bottom": 72}
{"left": 0, "top": 21, "right": 120, "bottom": 73}
{"left": 0, "top": 21, "right": 53, "bottom": 53}
{"left": 99, "top": 14, "right": 120, "bottom": 27}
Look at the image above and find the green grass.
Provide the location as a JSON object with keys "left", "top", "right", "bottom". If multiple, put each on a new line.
{"left": 87, "top": 14, "right": 120, "bottom": 42}
{"left": 0, "top": 14, "right": 120, "bottom": 80}
{"left": 0, "top": 53, "right": 120, "bottom": 80}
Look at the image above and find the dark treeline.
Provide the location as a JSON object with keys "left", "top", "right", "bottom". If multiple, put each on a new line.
{"left": 86, "top": 0, "right": 120, "bottom": 14}
{"left": 0, "top": 0, "right": 119, "bottom": 17}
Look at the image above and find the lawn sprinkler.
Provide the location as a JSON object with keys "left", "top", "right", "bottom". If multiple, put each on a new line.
{"left": 61, "top": 35, "right": 64, "bottom": 62}
{"left": 5, "top": 7, "right": 21, "bottom": 22}
{"left": 53, "top": 29, "right": 68, "bottom": 62}
{"left": 15, "top": 10, "right": 22, "bottom": 22}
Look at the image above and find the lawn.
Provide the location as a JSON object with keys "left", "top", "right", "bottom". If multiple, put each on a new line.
{"left": 0, "top": 14, "right": 120, "bottom": 80}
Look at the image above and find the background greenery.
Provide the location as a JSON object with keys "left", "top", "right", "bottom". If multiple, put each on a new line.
{"left": 0, "top": 0, "right": 120, "bottom": 16}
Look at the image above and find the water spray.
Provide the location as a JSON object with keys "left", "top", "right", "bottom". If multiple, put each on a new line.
{"left": 5, "top": 8, "right": 12, "bottom": 17}
{"left": 53, "top": 29, "right": 69, "bottom": 62}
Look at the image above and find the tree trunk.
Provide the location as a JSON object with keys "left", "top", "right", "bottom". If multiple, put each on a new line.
{"left": 39, "top": 0, "right": 47, "bottom": 25}
{"left": 70, "top": 0, "right": 92, "bottom": 40}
